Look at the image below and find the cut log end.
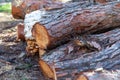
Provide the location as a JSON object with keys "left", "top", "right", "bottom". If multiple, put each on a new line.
{"left": 38, "top": 59, "right": 54, "bottom": 79}
{"left": 25, "top": 23, "right": 50, "bottom": 56}
{"left": 76, "top": 75, "right": 88, "bottom": 80}
{"left": 16, "top": 23, "right": 25, "bottom": 41}
{"left": 12, "top": 6, "right": 24, "bottom": 19}
{"left": 33, "top": 23, "right": 50, "bottom": 50}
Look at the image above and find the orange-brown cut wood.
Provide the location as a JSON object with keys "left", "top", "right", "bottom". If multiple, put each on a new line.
{"left": 38, "top": 59, "right": 54, "bottom": 79}
{"left": 76, "top": 75, "right": 88, "bottom": 80}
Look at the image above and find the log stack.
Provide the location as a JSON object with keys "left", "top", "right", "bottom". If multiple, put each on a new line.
{"left": 12, "top": 0, "right": 120, "bottom": 80}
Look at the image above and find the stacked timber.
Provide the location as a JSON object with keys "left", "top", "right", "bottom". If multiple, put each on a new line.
{"left": 12, "top": 0, "right": 120, "bottom": 80}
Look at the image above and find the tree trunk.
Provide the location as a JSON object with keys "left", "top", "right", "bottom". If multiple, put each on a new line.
{"left": 25, "top": 2, "right": 120, "bottom": 56}
{"left": 39, "top": 28, "right": 120, "bottom": 79}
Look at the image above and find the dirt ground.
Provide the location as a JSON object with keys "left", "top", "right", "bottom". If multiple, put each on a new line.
{"left": 0, "top": 13, "right": 46, "bottom": 80}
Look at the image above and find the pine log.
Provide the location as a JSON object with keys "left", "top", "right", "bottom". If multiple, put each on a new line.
{"left": 12, "top": 0, "right": 65, "bottom": 19}
{"left": 25, "top": 2, "right": 120, "bottom": 56}
{"left": 56, "top": 35, "right": 120, "bottom": 79}
{"left": 39, "top": 28, "right": 120, "bottom": 79}
{"left": 75, "top": 70, "right": 120, "bottom": 80}
{"left": 42, "top": 28, "right": 120, "bottom": 62}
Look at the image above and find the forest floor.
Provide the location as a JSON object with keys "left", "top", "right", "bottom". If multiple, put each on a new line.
{"left": 0, "top": 12, "right": 46, "bottom": 80}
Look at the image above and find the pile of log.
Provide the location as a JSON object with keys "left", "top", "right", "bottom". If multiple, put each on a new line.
{"left": 12, "top": 0, "right": 120, "bottom": 80}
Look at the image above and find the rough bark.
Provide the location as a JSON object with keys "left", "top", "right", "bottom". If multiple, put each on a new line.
{"left": 39, "top": 28, "right": 120, "bottom": 79}
{"left": 55, "top": 41, "right": 120, "bottom": 78}
{"left": 25, "top": 2, "right": 120, "bottom": 56}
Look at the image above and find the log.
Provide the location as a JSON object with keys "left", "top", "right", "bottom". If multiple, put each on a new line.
{"left": 75, "top": 69, "right": 120, "bottom": 80}
{"left": 39, "top": 28, "right": 120, "bottom": 79}
{"left": 95, "top": 0, "right": 107, "bottom": 4}
{"left": 12, "top": 0, "right": 65, "bottom": 19}
{"left": 11, "top": 0, "right": 116, "bottom": 19}
{"left": 42, "top": 28, "right": 120, "bottom": 62}
{"left": 25, "top": 1, "right": 120, "bottom": 56}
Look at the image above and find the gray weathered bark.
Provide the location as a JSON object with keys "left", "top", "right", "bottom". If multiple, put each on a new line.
{"left": 40, "top": 28, "right": 120, "bottom": 79}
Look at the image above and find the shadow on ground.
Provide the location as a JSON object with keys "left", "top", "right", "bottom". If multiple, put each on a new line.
{"left": 0, "top": 13, "right": 46, "bottom": 80}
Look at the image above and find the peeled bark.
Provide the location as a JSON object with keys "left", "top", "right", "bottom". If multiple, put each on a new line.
{"left": 39, "top": 28, "right": 120, "bottom": 79}
{"left": 25, "top": 2, "right": 120, "bottom": 56}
